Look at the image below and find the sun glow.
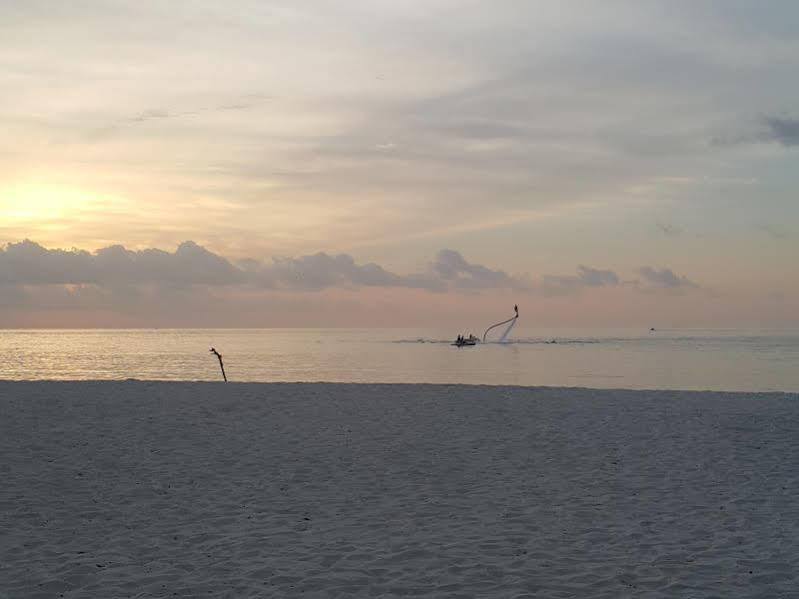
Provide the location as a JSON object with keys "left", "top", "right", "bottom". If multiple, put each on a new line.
{"left": 0, "top": 183, "right": 111, "bottom": 223}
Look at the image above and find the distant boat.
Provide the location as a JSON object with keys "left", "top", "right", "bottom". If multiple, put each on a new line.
{"left": 454, "top": 305, "right": 519, "bottom": 347}
{"left": 452, "top": 335, "right": 479, "bottom": 347}
{"left": 650, "top": 327, "right": 656, "bottom": 331}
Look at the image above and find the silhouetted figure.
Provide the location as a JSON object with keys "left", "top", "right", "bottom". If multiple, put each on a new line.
{"left": 514, "top": 304, "right": 519, "bottom": 317}
{"left": 210, "top": 347, "right": 227, "bottom": 382}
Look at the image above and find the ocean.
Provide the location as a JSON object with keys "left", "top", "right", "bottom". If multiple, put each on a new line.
{"left": 1, "top": 328, "right": 797, "bottom": 392}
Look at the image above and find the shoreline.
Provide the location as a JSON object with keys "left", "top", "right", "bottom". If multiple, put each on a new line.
{"left": 1, "top": 379, "right": 797, "bottom": 396}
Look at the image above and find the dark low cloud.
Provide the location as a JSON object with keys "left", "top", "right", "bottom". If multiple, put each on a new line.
{"left": 1, "top": 242, "right": 699, "bottom": 306}
{"left": 536, "top": 264, "right": 701, "bottom": 296}
{"left": 0, "top": 240, "right": 243, "bottom": 286}
{"left": 576, "top": 265, "right": 619, "bottom": 287}
{"left": 535, "top": 265, "right": 620, "bottom": 295}
{"left": 431, "top": 249, "right": 518, "bottom": 289}
{"left": 764, "top": 117, "right": 799, "bottom": 146}
{"left": 713, "top": 116, "right": 799, "bottom": 148}
{"left": 637, "top": 266, "right": 697, "bottom": 289}
{"left": 0, "top": 241, "right": 524, "bottom": 293}
{"left": 241, "top": 252, "right": 409, "bottom": 291}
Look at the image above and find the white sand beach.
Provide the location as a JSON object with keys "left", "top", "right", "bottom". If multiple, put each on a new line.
{"left": 2, "top": 381, "right": 798, "bottom": 598}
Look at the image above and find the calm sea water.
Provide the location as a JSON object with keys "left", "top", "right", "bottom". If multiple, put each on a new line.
{"left": 1, "top": 328, "right": 798, "bottom": 392}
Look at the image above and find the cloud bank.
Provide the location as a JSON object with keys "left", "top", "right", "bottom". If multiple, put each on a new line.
{"left": 0, "top": 240, "right": 729, "bottom": 327}
{"left": 0, "top": 240, "right": 526, "bottom": 293}
{"left": 1, "top": 241, "right": 700, "bottom": 298}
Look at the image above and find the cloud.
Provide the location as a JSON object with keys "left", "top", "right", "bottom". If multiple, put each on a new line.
{"left": 245, "top": 252, "right": 408, "bottom": 291}
{"left": 535, "top": 265, "right": 619, "bottom": 295}
{"left": 636, "top": 266, "right": 697, "bottom": 289}
{"left": 0, "top": 240, "right": 243, "bottom": 287}
{"left": 0, "top": 241, "right": 523, "bottom": 293}
{"left": 430, "top": 249, "right": 520, "bottom": 289}
{"left": 0, "top": 241, "right": 707, "bottom": 325}
{"left": 0, "top": 241, "right": 702, "bottom": 302}
{"left": 4, "top": 2, "right": 798, "bottom": 268}
{"left": 764, "top": 117, "right": 799, "bottom": 146}
{"left": 536, "top": 265, "right": 700, "bottom": 296}
{"left": 0, "top": 239, "right": 94, "bottom": 285}
{"left": 714, "top": 116, "right": 799, "bottom": 148}
{"left": 576, "top": 265, "right": 619, "bottom": 287}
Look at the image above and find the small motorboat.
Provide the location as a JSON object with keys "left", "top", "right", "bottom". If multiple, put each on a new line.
{"left": 452, "top": 334, "right": 479, "bottom": 347}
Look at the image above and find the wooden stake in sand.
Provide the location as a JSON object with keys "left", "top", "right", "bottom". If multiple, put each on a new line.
{"left": 209, "top": 347, "right": 227, "bottom": 382}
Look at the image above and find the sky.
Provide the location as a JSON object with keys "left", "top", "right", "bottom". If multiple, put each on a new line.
{"left": 1, "top": 1, "right": 798, "bottom": 328}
